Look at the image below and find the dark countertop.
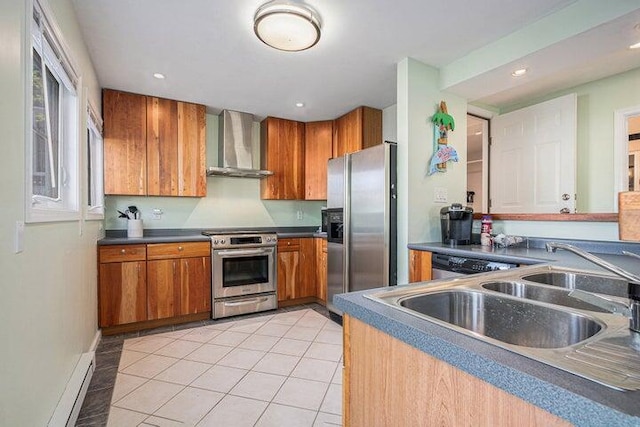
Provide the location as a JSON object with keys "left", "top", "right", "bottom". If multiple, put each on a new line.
{"left": 336, "top": 238, "right": 640, "bottom": 426}
{"left": 98, "top": 227, "right": 323, "bottom": 245}
{"left": 408, "top": 238, "right": 640, "bottom": 276}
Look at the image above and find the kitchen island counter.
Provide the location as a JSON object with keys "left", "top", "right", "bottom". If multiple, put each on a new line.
{"left": 336, "top": 243, "right": 640, "bottom": 426}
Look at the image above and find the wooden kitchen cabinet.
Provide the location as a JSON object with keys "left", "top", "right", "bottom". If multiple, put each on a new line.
{"left": 104, "top": 89, "right": 206, "bottom": 197}
{"left": 98, "top": 241, "right": 211, "bottom": 333}
{"left": 261, "top": 117, "right": 305, "bottom": 200}
{"left": 147, "top": 242, "right": 211, "bottom": 319}
{"left": 277, "top": 237, "right": 317, "bottom": 304}
{"left": 98, "top": 245, "right": 147, "bottom": 327}
{"left": 304, "top": 120, "right": 333, "bottom": 200}
{"left": 333, "top": 106, "right": 382, "bottom": 158}
{"left": 315, "top": 237, "right": 327, "bottom": 303}
{"left": 343, "top": 315, "right": 570, "bottom": 426}
{"left": 299, "top": 238, "right": 317, "bottom": 298}
{"left": 277, "top": 238, "right": 301, "bottom": 302}
{"left": 103, "top": 89, "right": 147, "bottom": 195}
{"left": 409, "top": 249, "right": 432, "bottom": 283}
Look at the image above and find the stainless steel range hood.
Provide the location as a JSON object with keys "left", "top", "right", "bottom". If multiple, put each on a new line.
{"left": 207, "top": 110, "right": 273, "bottom": 178}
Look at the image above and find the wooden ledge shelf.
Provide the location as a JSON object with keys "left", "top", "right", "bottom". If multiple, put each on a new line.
{"left": 472, "top": 213, "right": 618, "bottom": 222}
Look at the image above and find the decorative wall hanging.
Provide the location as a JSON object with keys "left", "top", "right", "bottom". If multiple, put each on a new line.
{"left": 428, "top": 101, "right": 458, "bottom": 175}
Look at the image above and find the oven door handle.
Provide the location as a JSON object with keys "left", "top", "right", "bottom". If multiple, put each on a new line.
{"left": 223, "top": 296, "right": 271, "bottom": 307}
{"left": 214, "top": 249, "right": 273, "bottom": 257}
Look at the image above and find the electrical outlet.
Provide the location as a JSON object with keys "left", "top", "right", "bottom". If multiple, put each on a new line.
{"left": 152, "top": 208, "right": 163, "bottom": 220}
{"left": 296, "top": 210, "right": 304, "bottom": 220}
{"left": 434, "top": 187, "right": 448, "bottom": 203}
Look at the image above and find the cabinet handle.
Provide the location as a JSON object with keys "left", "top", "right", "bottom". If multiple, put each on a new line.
{"left": 121, "top": 249, "right": 126, "bottom": 254}
{"left": 178, "top": 246, "right": 184, "bottom": 251}
{"left": 287, "top": 241, "right": 291, "bottom": 246}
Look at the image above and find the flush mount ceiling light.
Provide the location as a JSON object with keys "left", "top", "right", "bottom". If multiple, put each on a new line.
{"left": 254, "top": 1, "right": 321, "bottom": 52}
{"left": 153, "top": 72, "right": 165, "bottom": 79}
{"left": 630, "top": 41, "right": 640, "bottom": 49}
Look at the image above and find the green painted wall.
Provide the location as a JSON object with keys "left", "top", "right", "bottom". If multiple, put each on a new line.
{"left": 397, "top": 58, "right": 467, "bottom": 283}
{"left": 0, "top": 0, "right": 102, "bottom": 424}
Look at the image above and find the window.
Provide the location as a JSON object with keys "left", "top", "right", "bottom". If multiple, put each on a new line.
{"left": 86, "top": 104, "right": 104, "bottom": 219}
{"left": 27, "top": 0, "right": 80, "bottom": 222}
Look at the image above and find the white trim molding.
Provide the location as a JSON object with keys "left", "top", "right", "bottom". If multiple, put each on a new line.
{"left": 613, "top": 104, "right": 640, "bottom": 211}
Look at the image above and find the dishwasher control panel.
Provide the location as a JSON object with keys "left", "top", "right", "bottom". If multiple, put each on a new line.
{"left": 432, "top": 254, "right": 518, "bottom": 275}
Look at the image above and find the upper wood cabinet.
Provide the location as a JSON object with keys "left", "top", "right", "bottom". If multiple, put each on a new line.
{"left": 104, "top": 90, "right": 147, "bottom": 195}
{"left": 104, "top": 89, "right": 206, "bottom": 197}
{"left": 261, "top": 117, "right": 305, "bottom": 200}
{"left": 333, "top": 106, "right": 382, "bottom": 158}
{"left": 304, "top": 121, "right": 333, "bottom": 200}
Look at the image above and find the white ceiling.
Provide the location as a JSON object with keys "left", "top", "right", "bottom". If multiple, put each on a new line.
{"left": 71, "top": 0, "right": 640, "bottom": 122}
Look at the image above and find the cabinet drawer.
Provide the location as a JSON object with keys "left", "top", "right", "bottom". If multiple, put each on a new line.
{"left": 99, "top": 245, "right": 147, "bottom": 263}
{"left": 147, "top": 242, "right": 210, "bottom": 260}
{"left": 278, "top": 238, "right": 301, "bottom": 250}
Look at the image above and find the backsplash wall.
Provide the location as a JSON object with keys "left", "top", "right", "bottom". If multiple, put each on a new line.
{"left": 105, "top": 114, "right": 325, "bottom": 230}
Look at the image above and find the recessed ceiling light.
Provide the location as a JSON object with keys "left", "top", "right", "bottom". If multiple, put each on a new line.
{"left": 630, "top": 41, "right": 640, "bottom": 49}
{"left": 153, "top": 73, "right": 165, "bottom": 79}
{"left": 295, "top": 102, "right": 305, "bottom": 108}
{"left": 474, "top": 131, "right": 482, "bottom": 136}
{"left": 511, "top": 68, "right": 527, "bottom": 77}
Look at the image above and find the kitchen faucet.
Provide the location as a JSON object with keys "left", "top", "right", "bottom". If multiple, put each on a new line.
{"left": 545, "top": 242, "right": 640, "bottom": 333}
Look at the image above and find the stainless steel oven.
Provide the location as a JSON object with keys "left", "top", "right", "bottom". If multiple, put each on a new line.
{"left": 203, "top": 231, "right": 278, "bottom": 319}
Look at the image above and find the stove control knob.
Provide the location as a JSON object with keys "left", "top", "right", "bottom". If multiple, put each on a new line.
{"left": 220, "top": 239, "right": 226, "bottom": 244}
{"left": 266, "top": 237, "right": 272, "bottom": 242}
{"left": 213, "top": 239, "right": 219, "bottom": 245}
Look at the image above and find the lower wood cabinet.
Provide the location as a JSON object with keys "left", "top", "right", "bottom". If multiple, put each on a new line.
{"left": 98, "top": 242, "right": 211, "bottom": 331}
{"left": 147, "top": 242, "right": 211, "bottom": 320}
{"left": 98, "top": 245, "right": 147, "bottom": 327}
{"left": 343, "top": 315, "right": 570, "bottom": 426}
{"left": 409, "top": 249, "right": 432, "bottom": 283}
{"left": 316, "top": 238, "right": 327, "bottom": 303}
{"left": 277, "top": 237, "right": 317, "bottom": 304}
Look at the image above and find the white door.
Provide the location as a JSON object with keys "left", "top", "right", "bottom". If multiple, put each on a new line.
{"left": 490, "top": 93, "right": 577, "bottom": 213}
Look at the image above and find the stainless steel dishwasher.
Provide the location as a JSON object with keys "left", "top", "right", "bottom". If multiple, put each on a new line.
{"left": 431, "top": 253, "right": 518, "bottom": 279}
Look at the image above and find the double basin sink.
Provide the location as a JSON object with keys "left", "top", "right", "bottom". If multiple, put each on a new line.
{"left": 367, "top": 265, "right": 640, "bottom": 391}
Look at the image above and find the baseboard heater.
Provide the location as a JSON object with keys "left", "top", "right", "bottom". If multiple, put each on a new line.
{"left": 48, "top": 352, "right": 96, "bottom": 427}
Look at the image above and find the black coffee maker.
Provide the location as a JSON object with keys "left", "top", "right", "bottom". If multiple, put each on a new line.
{"left": 440, "top": 203, "right": 474, "bottom": 245}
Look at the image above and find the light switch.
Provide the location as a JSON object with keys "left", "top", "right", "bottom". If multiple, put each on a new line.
{"left": 434, "top": 187, "right": 448, "bottom": 203}
{"left": 15, "top": 220, "right": 24, "bottom": 253}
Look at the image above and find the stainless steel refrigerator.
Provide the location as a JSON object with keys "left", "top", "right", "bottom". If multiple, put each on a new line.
{"left": 326, "top": 142, "right": 397, "bottom": 315}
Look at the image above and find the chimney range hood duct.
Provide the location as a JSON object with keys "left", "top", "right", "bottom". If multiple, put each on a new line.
{"left": 207, "top": 110, "right": 273, "bottom": 178}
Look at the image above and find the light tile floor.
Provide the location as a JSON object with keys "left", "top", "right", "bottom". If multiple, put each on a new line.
{"left": 106, "top": 309, "right": 342, "bottom": 426}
